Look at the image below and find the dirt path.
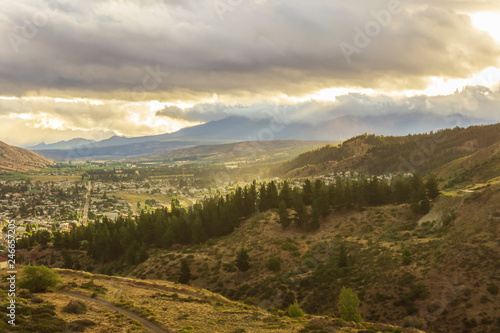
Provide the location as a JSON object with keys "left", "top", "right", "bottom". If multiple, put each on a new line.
{"left": 58, "top": 291, "right": 171, "bottom": 333}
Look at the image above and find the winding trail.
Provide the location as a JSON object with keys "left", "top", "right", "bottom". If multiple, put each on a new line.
{"left": 58, "top": 291, "right": 171, "bottom": 333}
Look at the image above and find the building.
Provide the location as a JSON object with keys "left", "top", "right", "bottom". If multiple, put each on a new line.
{"left": 0, "top": 257, "right": 8, "bottom": 270}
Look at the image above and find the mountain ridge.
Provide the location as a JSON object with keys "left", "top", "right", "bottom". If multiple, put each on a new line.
{"left": 273, "top": 122, "right": 500, "bottom": 178}
{"left": 0, "top": 140, "right": 53, "bottom": 172}
{"left": 26, "top": 113, "right": 495, "bottom": 160}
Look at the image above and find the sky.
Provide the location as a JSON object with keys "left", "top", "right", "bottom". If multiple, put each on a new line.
{"left": 1, "top": 0, "right": 500, "bottom": 147}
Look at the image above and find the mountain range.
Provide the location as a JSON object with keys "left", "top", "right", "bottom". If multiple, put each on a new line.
{"left": 26, "top": 113, "right": 495, "bottom": 161}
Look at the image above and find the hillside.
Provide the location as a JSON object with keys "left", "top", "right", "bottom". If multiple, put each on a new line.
{"left": 274, "top": 123, "right": 500, "bottom": 178}
{"left": 135, "top": 140, "right": 335, "bottom": 164}
{"left": 0, "top": 140, "right": 53, "bottom": 172}
{"left": 35, "top": 140, "right": 205, "bottom": 161}
{"left": 0, "top": 267, "right": 419, "bottom": 333}
{"left": 129, "top": 183, "right": 500, "bottom": 333}
{"left": 434, "top": 141, "right": 500, "bottom": 188}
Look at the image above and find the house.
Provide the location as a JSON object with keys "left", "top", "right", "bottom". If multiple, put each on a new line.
{"left": 0, "top": 257, "right": 8, "bottom": 270}
{"left": 16, "top": 226, "right": 26, "bottom": 235}
{"left": 102, "top": 212, "right": 119, "bottom": 220}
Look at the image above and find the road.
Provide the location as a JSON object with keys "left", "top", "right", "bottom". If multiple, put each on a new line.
{"left": 79, "top": 181, "right": 91, "bottom": 225}
{"left": 58, "top": 291, "right": 171, "bottom": 333}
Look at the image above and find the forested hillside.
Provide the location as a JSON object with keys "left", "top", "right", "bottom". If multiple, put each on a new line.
{"left": 274, "top": 123, "right": 500, "bottom": 177}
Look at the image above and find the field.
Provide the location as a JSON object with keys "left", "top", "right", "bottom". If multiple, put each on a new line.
{"left": 114, "top": 191, "right": 193, "bottom": 212}
{"left": 29, "top": 174, "right": 82, "bottom": 182}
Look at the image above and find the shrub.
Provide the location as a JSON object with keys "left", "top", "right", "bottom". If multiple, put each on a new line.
{"left": 338, "top": 287, "right": 363, "bottom": 323}
{"left": 409, "top": 283, "right": 428, "bottom": 300}
{"left": 267, "top": 257, "right": 281, "bottom": 272}
{"left": 178, "top": 259, "right": 191, "bottom": 284}
{"left": 67, "top": 319, "right": 96, "bottom": 331}
{"left": 62, "top": 300, "right": 87, "bottom": 314}
{"left": 403, "top": 316, "right": 426, "bottom": 329}
{"left": 487, "top": 284, "right": 499, "bottom": 295}
{"left": 463, "top": 318, "right": 478, "bottom": 329}
{"left": 222, "top": 262, "right": 237, "bottom": 272}
{"left": 243, "top": 297, "right": 260, "bottom": 306}
{"left": 19, "top": 265, "right": 60, "bottom": 293}
{"left": 402, "top": 248, "right": 412, "bottom": 266}
{"left": 235, "top": 248, "right": 251, "bottom": 272}
{"left": 287, "top": 300, "right": 304, "bottom": 318}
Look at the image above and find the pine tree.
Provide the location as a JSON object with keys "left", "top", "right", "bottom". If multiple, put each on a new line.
{"left": 38, "top": 230, "right": 51, "bottom": 245}
{"left": 334, "top": 176, "right": 344, "bottom": 208}
{"left": 279, "top": 180, "right": 293, "bottom": 208}
{"left": 178, "top": 259, "right": 191, "bottom": 284}
{"left": 309, "top": 200, "right": 320, "bottom": 231}
{"left": 278, "top": 201, "right": 291, "bottom": 229}
{"left": 368, "top": 176, "right": 380, "bottom": 205}
{"left": 393, "top": 175, "right": 411, "bottom": 203}
{"left": 317, "top": 184, "right": 330, "bottom": 218}
{"left": 338, "top": 287, "right": 363, "bottom": 323}
{"left": 62, "top": 250, "right": 73, "bottom": 269}
{"left": 294, "top": 197, "right": 309, "bottom": 229}
{"left": 338, "top": 243, "right": 348, "bottom": 268}
{"left": 302, "top": 179, "right": 313, "bottom": 205}
{"left": 135, "top": 244, "right": 148, "bottom": 265}
{"left": 425, "top": 174, "right": 440, "bottom": 200}
{"left": 190, "top": 215, "right": 207, "bottom": 244}
{"left": 125, "top": 240, "right": 140, "bottom": 265}
{"left": 267, "top": 181, "right": 279, "bottom": 209}
{"left": 235, "top": 248, "right": 251, "bottom": 272}
{"left": 258, "top": 184, "right": 268, "bottom": 211}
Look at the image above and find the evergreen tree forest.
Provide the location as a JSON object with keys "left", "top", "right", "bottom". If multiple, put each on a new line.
{"left": 275, "top": 123, "right": 500, "bottom": 176}
{"left": 18, "top": 174, "right": 437, "bottom": 271}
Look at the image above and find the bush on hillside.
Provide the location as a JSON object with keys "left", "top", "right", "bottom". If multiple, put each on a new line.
{"left": 267, "top": 257, "right": 281, "bottom": 272}
{"left": 19, "top": 265, "right": 60, "bottom": 293}
{"left": 286, "top": 300, "right": 304, "bottom": 318}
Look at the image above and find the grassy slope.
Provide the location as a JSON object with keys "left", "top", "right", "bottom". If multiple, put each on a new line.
{"left": 0, "top": 267, "right": 418, "bottom": 333}
{"left": 0, "top": 141, "right": 53, "bottom": 172}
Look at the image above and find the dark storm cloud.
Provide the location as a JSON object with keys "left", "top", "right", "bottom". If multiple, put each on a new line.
{"left": 1, "top": 0, "right": 499, "bottom": 99}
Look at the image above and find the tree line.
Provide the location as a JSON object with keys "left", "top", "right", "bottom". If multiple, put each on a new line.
{"left": 18, "top": 174, "right": 439, "bottom": 268}
{"left": 275, "top": 124, "right": 500, "bottom": 176}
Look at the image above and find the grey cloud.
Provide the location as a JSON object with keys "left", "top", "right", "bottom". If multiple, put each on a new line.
{"left": 156, "top": 103, "right": 268, "bottom": 122}
{"left": 0, "top": 0, "right": 499, "bottom": 98}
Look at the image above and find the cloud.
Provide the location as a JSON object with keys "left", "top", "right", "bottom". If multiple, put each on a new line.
{"left": 156, "top": 84, "right": 500, "bottom": 125}
{"left": 0, "top": 0, "right": 499, "bottom": 100}
{"left": 0, "top": 97, "right": 193, "bottom": 146}
{"left": 1, "top": 0, "right": 499, "bottom": 146}
{"left": 1, "top": 82, "right": 498, "bottom": 147}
